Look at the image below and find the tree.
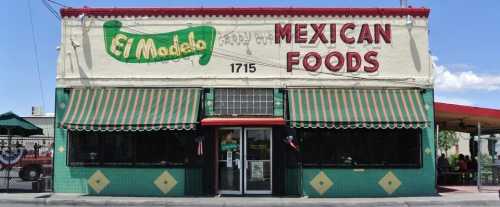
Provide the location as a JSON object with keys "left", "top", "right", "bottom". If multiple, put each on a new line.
{"left": 438, "top": 130, "right": 459, "bottom": 156}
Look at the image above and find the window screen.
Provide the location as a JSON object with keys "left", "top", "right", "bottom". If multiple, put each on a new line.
{"left": 214, "top": 88, "right": 273, "bottom": 116}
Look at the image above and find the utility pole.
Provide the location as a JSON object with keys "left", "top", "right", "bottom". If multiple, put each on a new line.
{"left": 400, "top": 0, "right": 408, "bottom": 8}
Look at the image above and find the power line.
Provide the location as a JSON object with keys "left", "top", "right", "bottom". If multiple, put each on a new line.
{"left": 27, "top": 0, "right": 46, "bottom": 110}
{"left": 42, "top": 0, "right": 61, "bottom": 20}
{"left": 47, "top": 0, "right": 68, "bottom": 8}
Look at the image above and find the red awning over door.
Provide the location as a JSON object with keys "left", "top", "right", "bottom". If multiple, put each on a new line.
{"left": 201, "top": 117, "right": 285, "bottom": 126}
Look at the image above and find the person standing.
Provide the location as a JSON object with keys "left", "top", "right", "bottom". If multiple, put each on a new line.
{"left": 458, "top": 154, "right": 468, "bottom": 184}
{"left": 437, "top": 153, "right": 450, "bottom": 173}
{"left": 33, "top": 143, "right": 41, "bottom": 158}
{"left": 495, "top": 155, "right": 500, "bottom": 185}
{"left": 437, "top": 153, "right": 449, "bottom": 185}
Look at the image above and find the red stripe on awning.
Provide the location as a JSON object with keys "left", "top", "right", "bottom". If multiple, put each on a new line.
{"left": 201, "top": 117, "right": 286, "bottom": 126}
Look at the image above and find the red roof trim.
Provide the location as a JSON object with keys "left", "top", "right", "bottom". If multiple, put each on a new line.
{"left": 201, "top": 117, "right": 286, "bottom": 126}
{"left": 60, "top": 7, "right": 430, "bottom": 18}
{"left": 435, "top": 102, "right": 500, "bottom": 119}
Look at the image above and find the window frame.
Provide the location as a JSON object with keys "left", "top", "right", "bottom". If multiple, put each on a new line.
{"left": 299, "top": 128, "right": 423, "bottom": 169}
{"left": 66, "top": 131, "right": 197, "bottom": 168}
{"left": 213, "top": 88, "right": 275, "bottom": 116}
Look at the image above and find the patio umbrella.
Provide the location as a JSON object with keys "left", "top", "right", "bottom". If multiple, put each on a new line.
{"left": 0, "top": 111, "right": 43, "bottom": 192}
{"left": 0, "top": 111, "right": 43, "bottom": 137}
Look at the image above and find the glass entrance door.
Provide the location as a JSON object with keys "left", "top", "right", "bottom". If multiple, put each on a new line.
{"left": 244, "top": 128, "right": 272, "bottom": 194}
{"left": 218, "top": 128, "right": 242, "bottom": 194}
{"left": 217, "top": 127, "right": 272, "bottom": 195}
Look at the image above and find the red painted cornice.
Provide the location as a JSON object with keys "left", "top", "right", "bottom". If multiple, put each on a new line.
{"left": 60, "top": 7, "right": 430, "bottom": 18}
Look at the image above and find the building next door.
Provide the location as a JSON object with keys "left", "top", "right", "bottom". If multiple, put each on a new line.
{"left": 217, "top": 127, "right": 272, "bottom": 195}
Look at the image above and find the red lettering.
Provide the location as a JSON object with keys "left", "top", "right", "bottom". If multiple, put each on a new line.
{"left": 309, "top": 24, "right": 327, "bottom": 44}
{"left": 340, "top": 23, "right": 355, "bottom": 44}
{"left": 325, "top": 51, "right": 344, "bottom": 72}
{"left": 375, "top": 24, "right": 391, "bottom": 44}
{"left": 346, "top": 52, "right": 361, "bottom": 72}
{"left": 275, "top": 24, "right": 292, "bottom": 44}
{"left": 287, "top": 52, "right": 300, "bottom": 72}
{"left": 295, "top": 24, "right": 307, "bottom": 43}
{"left": 357, "top": 24, "right": 373, "bottom": 44}
{"left": 303, "top": 52, "right": 322, "bottom": 71}
{"left": 363, "top": 51, "right": 379, "bottom": 72}
{"left": 330, "top": 24, "right": 336, "bottom": 43}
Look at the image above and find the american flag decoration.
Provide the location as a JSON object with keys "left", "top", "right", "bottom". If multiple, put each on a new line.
{"left": 286, "top": 136, "right": 299, "bottom": 151}
{"left": 196, "top": 137, "right": 204, "bottom": 156}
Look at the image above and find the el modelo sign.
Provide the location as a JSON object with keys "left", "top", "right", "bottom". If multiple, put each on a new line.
{"left": 104, "top": 20, "right": 390, "bottom": 73}
{"left": 104, "top": 20, "right": 216, "bottom": 65}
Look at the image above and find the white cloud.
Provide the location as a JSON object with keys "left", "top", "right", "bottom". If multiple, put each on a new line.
{"left": 433, "top": 56, "right": 500, "bottom": 91}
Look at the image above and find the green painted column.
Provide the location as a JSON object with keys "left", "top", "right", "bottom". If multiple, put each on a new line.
{"left": 274, "top": 89, "right": 284, "bottom": 117}
{"left": 204, "top": 88, "right": 214, "bottom": 116}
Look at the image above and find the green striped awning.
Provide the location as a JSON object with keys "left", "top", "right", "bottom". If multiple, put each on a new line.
{"left": 60, "top": 88, "right": 200, "bottom": 131}
{"left": 288, "top": 89, "right": 429, "bottom": 129}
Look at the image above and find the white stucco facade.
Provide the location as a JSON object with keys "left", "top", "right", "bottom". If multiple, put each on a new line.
{"left": 56, "top": 15, "right": 432, "bottom": 88}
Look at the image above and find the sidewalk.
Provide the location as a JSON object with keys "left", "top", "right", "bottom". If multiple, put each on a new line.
{"left": 0, "top": 191, "right": 499, "bottom": 207}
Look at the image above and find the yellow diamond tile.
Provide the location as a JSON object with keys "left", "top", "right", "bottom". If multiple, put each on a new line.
{"left": 378, "top": 171, "right": 401, "bottom": 195}
{"left": 88, "top": 170, "right": 110, "bottom": 194}
{"left": 58, "top": 146, "right": 65, "bottom": 153}
{"left": 425, "top": 147, "right": 432, "bottom": 155}
{"left": 154, "top": 170, "right": 178, "bottom": 194}
{"left": 309, "top": 171, "right": 333, "bottom": 195}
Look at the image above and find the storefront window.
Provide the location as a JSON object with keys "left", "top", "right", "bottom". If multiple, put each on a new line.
{"left": 300, "top": 129, "right": 421, "bottom": 168}
{"left": 101, "top": 133, "right": 134, "bottom": 166}
{"left": 68, "top": 132, "right": 100, "bottom": 166}
{"left": 68, "top": 131, "right": 194, "bottom": 167}
{"left": 135, "top": 133, "right": 189, "bottom": 166}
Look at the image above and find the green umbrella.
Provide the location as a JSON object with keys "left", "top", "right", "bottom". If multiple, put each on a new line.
{"left": 0, "top": 111, "right": 43, "bottom": 136}
{"left": 0, "top": 111, "right": 43, "bottom": 192}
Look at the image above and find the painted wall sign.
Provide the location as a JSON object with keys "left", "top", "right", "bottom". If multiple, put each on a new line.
{"left": 103, "top": 20, "right": 216, "bottom": 65}
{"left": 57, "top": 15, "right": 432, "bottom": 88}
{"left": 275, "top": 23, "right": 391, "bottom": 73}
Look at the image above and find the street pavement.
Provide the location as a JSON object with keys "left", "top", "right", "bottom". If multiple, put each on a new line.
{"left": 0, "top": 168, "right": 34, "bottom": 192}
{"left": 0, "top": 191, "right": 498, "bottom": 207}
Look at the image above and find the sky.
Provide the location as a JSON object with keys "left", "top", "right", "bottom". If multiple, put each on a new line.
{"left": 1, "top": 0, "right": 500, "bottom": 116}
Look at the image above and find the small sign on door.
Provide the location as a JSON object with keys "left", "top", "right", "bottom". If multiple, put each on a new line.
{"left": 226, "top": 151, "right": 233, "bottom": 168}
{"left": 251, "top": 161, "right": 264, "bottom": 180}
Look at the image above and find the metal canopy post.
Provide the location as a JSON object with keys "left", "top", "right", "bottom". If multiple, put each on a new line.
{"left": 6, "top": 128, "right": 11, "bottom": 193}
{"left": 435, "top": 124, "right": 439, "bottom": 188}
{"left": 436, "top": 124, "right": 440, "bottom": 152}
{"left": 477, "top": 121, "right": 481, "bottom": 191}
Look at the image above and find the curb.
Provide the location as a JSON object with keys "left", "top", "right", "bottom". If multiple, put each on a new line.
{"left": 0, "top": 196, "right": 499, "bottom": 206}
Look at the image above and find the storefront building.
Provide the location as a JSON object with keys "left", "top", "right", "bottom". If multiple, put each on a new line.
{"left": 54, "top": 7, "right": 435, "bottom": 197}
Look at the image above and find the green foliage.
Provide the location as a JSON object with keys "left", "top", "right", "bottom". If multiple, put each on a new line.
{"left": 478, "top": 153, "right": 493, "bottom": 165}
{"left": 448, "top": 154, "right": 459, "bottom": 171}
{"left": 438, "top": 130, "right": 459, "bottom": 155}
